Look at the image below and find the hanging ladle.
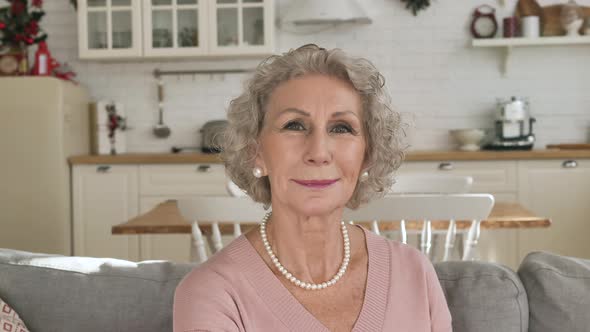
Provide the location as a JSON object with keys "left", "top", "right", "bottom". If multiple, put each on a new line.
{"left": 153, "top": 79, "right": 171, "bottom": 138}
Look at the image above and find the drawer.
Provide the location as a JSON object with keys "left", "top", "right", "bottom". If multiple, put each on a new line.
{"left": 398, "top": 160, "right": 518, "bottom": 193}
{"left": 139, "top": 164, "right": 228, "bottom": 196}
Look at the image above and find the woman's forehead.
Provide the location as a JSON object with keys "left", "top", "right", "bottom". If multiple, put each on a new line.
{"left": 266, "top": 75, "right": 363, "bottom": 117}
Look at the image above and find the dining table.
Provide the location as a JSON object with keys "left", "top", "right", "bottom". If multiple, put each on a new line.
{"left": 112, "top": 200, "right": 551, "bottom": 236}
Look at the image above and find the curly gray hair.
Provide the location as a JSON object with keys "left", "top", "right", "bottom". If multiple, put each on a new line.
{"left": 221, "top": 44, "right": 406, "bottom": 209}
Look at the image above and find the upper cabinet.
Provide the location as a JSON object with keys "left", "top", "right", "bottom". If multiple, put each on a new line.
{"left": 77, "top": 0, "right": 275, "bottom": 60}
{"left": 78, "top": 0, "right": 143, "bottom": 59}
{"left": 208, "top": 0, "right": 274, "bottom": 55}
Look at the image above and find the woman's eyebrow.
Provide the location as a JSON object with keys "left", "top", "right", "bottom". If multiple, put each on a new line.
{"left": 277, "top": 108, "right": 310, "bottom": 117}
{"left": 332, "top": 110, "right": 360, "bottom": 119}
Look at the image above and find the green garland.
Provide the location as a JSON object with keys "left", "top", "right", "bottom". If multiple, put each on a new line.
{"left": 401, "top": 0, "right": 431, "bottom": 16}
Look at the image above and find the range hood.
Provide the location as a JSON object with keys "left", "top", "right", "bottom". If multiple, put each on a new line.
{"left": 281, "top": 0, "right": 372, "bottom": 26}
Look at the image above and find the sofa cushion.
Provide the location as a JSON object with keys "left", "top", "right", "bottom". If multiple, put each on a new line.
{"left": 435, "top": 261, "right": 528, "bottom": 332}
{"left": 518, "top": 251, "right": 590, "bottom": 332}
{"left": 0, "top": 248, "right": 196, "bottom": 332}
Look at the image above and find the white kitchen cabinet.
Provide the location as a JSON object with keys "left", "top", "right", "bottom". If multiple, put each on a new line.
{"left": 139, "top": 164, "right": 228, "bottom": 196}
{"left": 138, "top": 196, "right": 192, "bottom": 262}
{"left": 77, "top": 0, "right": 143, "bottom": 59}
{"left": 208, "top": 0, "right": 275, "bottom": 56}
{"left": 142, "top": 0, "right": 209, "bottom": 57}
{"left": 72, "top": 164, "right": 140, "bottom": 260}
{"left": 78, "top": 0, "right": 274, "bottom": 59}
{"left": 138, "top": 163, "right": 228, "bottom": 262}
{"left": 517, "top": 159, "right": 590, "bottom": 262}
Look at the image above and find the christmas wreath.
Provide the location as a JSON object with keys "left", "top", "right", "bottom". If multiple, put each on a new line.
{"left": 0, "top": 0, "right": 47, "bottom": 48}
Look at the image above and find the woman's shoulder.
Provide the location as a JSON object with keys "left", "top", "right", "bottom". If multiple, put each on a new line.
{"left": 176, "top": 238, "right": 245, "bottom": 293}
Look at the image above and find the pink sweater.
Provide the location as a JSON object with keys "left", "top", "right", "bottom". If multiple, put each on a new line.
{"left": 174, "top": 226, "right": 452, "bottom": 331}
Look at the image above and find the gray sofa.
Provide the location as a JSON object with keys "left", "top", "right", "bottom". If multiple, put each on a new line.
{"left": 1, "top": 248, "right": 589, "bottom": 332}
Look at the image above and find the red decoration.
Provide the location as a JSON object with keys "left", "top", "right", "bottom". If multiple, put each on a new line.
{"left": 0, "top": 0, "right": 48, "bottom": 48}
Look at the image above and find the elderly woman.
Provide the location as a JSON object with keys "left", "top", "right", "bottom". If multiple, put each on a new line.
{"left": 173, "top": 44, "right": 452, "bottom": 332}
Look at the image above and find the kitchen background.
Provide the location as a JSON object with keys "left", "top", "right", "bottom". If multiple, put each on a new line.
{"left": 42, "top": 0, "right": 590, "bottom": 152}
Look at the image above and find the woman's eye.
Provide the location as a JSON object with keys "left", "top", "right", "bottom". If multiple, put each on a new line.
{"left": 331, "top": 124, "right": 353, "bottom": 134}
{"left": 283, "top": 121, "right": 306, "bottom": 131}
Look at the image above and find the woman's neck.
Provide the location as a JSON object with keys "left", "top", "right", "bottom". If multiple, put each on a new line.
{"left": 264, "top": 207, "right": 346, "bottom": 284}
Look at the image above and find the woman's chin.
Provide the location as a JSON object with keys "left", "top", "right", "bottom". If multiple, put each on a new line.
{"left": 285, "top": 198, "right": 346, "bottom": 218}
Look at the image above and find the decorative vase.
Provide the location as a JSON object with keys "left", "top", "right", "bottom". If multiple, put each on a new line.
{"left": 560, "top": 0, "right": 583, "bottom": 36}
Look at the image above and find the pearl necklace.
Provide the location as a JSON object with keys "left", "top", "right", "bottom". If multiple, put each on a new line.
{"left": 259, "top": 212, "right": 350, "bottom": 290}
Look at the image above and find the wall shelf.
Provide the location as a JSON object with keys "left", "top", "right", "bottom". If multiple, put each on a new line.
{"left": 471, "top": 36, "right": 590, "bottom": 76}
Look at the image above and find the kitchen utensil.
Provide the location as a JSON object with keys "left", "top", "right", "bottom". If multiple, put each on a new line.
{"left": 171, "top": 146, "right": 201, "bottom": 153}
{"left": 153, "top": 79, "right": 171, "bottom": 138}
{"left": 450, "top": 129, "right": 486, "bottom": 151}
{"left": 483, "top": 96, "right": 536, "bottom": 151}
{"left": 200, "top": 120, "right": 228, "bottom": 153}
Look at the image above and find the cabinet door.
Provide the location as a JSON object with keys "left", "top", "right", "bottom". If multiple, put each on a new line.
{"left": 78, "top": 0, "right": 143, "bottom": 59}
{"left": 208, "top": 0, "right": 274, "bottom": 55}
{"left": 398, "top": 161, "right": 518, "bottom": 193}
{"left": 72, "top": 165, "right": 140, "bottom": 260}
{"left": 143, "top": 0, "right": 209, "bottom": 57}
{"left": 138, "top": 196, "right": 192, "bottom": 262}
{"left": 517, "top": 159, "right": 590, "bottom": 261}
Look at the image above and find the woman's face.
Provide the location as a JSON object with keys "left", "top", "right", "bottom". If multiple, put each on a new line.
{"left": 256, "top": 74, "right": 367, "bottom": 216}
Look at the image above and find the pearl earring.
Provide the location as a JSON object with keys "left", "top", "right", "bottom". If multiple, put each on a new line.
{"left": 253, "top": 167, "right": 263, "bottom": 178}
{"left": 359, "top": 171, "right": 369, "bottom": 182}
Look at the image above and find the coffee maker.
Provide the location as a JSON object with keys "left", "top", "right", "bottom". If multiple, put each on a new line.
{"left": 483, "top": 96, "right": 536, "bottom": 150}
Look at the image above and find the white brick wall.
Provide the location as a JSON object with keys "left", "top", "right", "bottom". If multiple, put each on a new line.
{"left": 42, "top": 0, "right": 590, "bottom": 152}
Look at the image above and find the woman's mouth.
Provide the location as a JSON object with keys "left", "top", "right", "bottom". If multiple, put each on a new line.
{"left": 292, "top": 179, "right": 339, "bottom": 189}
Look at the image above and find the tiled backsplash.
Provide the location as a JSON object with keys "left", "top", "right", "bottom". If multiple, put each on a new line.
{"left": 43, "top": 0, "right": 590, "bottom": 152}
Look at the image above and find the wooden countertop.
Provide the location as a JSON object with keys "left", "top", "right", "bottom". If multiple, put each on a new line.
{"left": 112, "top": 200, "right": 551, "bottom": 235}
{"left": 69, "top": 149, "right": 590, "bottom": 165}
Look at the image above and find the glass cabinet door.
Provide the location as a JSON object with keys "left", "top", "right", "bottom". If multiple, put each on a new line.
{"left": 210, "top": 0, "right": 273, "bottom": 54}
{"left": 79, "top": 0, "right": 142, "bottom": 58}
{"left": 143, "top": 0, "right": 208, "bottom": 56}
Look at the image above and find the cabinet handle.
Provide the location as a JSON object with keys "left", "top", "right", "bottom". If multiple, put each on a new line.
{"left": 438, "top": 162, "right": 454, "bottom": 171}
{"left": 197, "top": 165, "right": 211, "bottom": 173}
{"left": 562, "top": 160, "right": 578, "bottom": 169}
{"left": 96, "top": 165, "right": 111, "bottom": 173}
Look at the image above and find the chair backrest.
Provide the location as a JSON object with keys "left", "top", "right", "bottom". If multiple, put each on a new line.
{"left": 390, "top": 174, "right": 473, "bottom": 194}
{"left": 177, "top": 196, "right": 267, "bottom": 263}
{"left": 344, "top": 193, "right": 494, "bottom": 262}
{"left": 226, "top": 180, "right": 247, "bottom": 197}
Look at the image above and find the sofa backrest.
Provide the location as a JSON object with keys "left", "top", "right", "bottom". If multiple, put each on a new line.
{"left": 435, "top": 260, "right": 529, "bottom": 332}
{"left": 0, "top": 248, "right": 196, "bottom": 332}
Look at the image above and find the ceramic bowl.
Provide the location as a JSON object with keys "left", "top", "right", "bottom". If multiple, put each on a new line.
{"left": 450, "top": 129, "right": 486, "bottom": 151}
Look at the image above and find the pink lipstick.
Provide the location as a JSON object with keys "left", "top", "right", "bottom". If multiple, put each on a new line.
{"left": 292, "top": 179, "right": 339, "bottom": 189}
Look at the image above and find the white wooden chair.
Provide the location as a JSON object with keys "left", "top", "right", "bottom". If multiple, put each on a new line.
{"left": 344, "top": 193, "right": 494, "bottom": 262}
{"left": 387, "top": 174, "right": 475, "bottom": 259}
{"left": 391, "top": 174, "right": 473, "bottom": 194}
{"left": 177, "top": 196, "right": 267, "bottom": 263}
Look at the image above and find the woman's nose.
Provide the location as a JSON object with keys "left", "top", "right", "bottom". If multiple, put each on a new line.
{"left": 304, "top": 130, "right": 332, "bottom": 166}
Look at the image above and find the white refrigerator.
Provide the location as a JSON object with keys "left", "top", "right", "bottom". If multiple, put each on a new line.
{"left": 0, "top": 77, "right": 90, "bottom": 255}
